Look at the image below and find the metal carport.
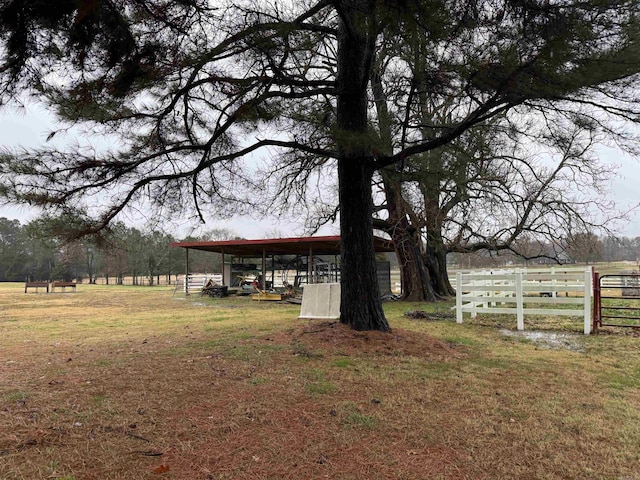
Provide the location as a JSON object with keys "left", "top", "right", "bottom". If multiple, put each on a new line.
{"left": 170, "top": 235, "right": 394, "bottom": 294}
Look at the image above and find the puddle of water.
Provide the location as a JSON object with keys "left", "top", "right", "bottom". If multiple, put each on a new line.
{"left": 500, "top": 329, "right": 585, "bottom": 352}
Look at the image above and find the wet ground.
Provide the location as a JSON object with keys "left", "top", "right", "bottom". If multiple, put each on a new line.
{"left": 500, "top": 328, "right": 585, "bottom": 352}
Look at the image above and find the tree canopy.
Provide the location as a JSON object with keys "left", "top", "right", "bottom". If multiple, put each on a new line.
{"left": 1, "top": 0, "right": 640, "bottom": 330}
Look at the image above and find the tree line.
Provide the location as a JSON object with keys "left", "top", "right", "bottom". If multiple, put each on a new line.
{"left": 450, "top": 232, "right": 640, "bottom": 269}
{"left": 0, "top": 217, "right": 234, "bottom": 284}
{"left": 2, "top": 214, "right": 637, "bottom": 284}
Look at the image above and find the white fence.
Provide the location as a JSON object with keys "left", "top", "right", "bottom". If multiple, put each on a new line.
{"left": 184, "top": 273, "right": 223, "bottom": 293}
{"left": 455, "top": 267, "right": 593, "bottom": 334}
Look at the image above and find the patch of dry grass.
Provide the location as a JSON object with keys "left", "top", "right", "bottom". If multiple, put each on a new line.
{"left": 1, "top": 285, "right": 640, "bottom": 479}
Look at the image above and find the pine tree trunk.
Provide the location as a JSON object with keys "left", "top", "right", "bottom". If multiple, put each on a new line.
{"left": 424, "top": 195, "right": 455, "bottom": 298}
{"left": 371, "top": 62, "right": 439, "bottom": 302}
{"left": 379, "top": 180, "right": 455, "bottom": 300}
{"left": 336, "top": 2, "right": 390, "bottom": 332}
{"left": 338, "top": 160, "right": 390, "bottom": 331}
{"left": 398, "top": 233, "right": 439, "bottom": 301}
{"left": 381, "top": 175, "right": 439, "bottom": 301}
{"left": 424, "top": 240, "right": 455, "bottom": 297}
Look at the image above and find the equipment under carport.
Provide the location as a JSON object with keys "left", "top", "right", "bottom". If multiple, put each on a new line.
{"left": 200, "top": 279, "right": 229, "bottom": 298}
{"left": 171, "top": 235, "right": 396, "bottom": 298}
{"left": 251, "top": 290, "right": 282, "bottom": 301}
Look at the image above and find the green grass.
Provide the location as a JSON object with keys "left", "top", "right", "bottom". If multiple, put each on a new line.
{"left": 442, "top": 334, "right": 479, "bottom": 346}
{"left": 1, "top": 282, "right": 640, "bottom": 479}
{"left": 4, "top": 390, "right": 30, "bottom": 402}
{"left": 332, "top": 357, "right": 354, "bottom": 368}
{"left": 342, "top": 411, "right": 378, "bottom": 429}
{"left": 305, "top": 368, "right": 335, "bottom": 395}
{"left": 338, "top": 402, "right": 379, "bottom": 429}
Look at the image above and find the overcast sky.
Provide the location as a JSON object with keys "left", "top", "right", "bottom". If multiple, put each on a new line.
{"left": 0, "top": 101, "right": 336, "bottom": 239}
{"left": 0, "top": 102, "right": 638, "bottom": 238}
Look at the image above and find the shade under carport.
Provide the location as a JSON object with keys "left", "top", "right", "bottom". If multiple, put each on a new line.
{"left": 169, "top": 235, "right": 395, "bottom": 292}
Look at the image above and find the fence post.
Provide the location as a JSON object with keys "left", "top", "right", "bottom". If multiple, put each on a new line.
{"left": 592, "top": 270, "right": 600, "bottom": 334}
{"left": 456, "top": 272, "right": 463, "bottom": 324}
{"left": 471, "top": 275, "right": 478, "bottom": 319}
{"left": 584, "top": 268, "right": 592, "bottom": 335}
{"left": 489, "top": 276, "right": 495, "bottom": 307}
{"left": 516, "top": 273, "right": 524, "bottom": 330}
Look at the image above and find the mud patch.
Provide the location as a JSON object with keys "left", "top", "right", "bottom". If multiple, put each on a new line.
{"left": 500, "top": 328, "right": 585, "bottom": 352}
{"left": 404, "top": 310, "right": 455, "bottom": 321}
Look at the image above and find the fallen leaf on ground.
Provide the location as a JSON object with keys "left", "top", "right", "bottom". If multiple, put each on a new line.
{"left": 152, "top": 465, "right": 170, "bottom": 474}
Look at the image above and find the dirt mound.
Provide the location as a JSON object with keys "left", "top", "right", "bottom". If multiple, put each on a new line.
{"left": 287, "top": 320, "right": 460, "bottom": 359}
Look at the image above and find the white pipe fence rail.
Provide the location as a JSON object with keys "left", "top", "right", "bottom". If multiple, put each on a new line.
{"left": 184, "top": 274, "right": 223, "bottom": 294}
{"left": 454, "top": 267, "right": 593, "bottom": 334}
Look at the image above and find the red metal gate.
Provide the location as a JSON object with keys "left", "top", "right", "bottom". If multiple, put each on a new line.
{"left": 593, "top": 272, "right": 640, "bottom": 332}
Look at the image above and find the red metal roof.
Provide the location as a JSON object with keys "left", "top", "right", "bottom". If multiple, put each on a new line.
{"left": 170, "top": 235, "right": 394, "bottom": 257}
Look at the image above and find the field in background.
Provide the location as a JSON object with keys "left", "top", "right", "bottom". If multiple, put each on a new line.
{"left": 1, "top": 283, "right": 640, "bottom": 479}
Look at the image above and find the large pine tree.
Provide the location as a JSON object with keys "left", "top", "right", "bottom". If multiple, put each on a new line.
{"left": 1, "top": 0, "right": 639, "bottom": 330}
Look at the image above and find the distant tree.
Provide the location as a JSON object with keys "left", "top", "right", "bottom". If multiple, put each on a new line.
{"left": 165, "top": 245, "right": 185, "bottom": 284}
{"left": 22, "top": 220, "right": 58, "bottom": 281}
{"left": 202, "top": 228, "right": 238, "bottom": 242}
{"left": 0, "top": 217, "right": 26, "bottom": 280}
{"left": 565, "top": 231, "right": 604, "bottom": 264}
{"left": 145, "top": 230, "right": 174, "bottom": 285}
{"left": 177, "top": 228, "right": 238, "bottom": 275}
{"left": 603, "top": 236, "right": 634, "bottom": 262}
{"left": 98, "top": 222, "right": 131, "bottom": 284}
{"left": 82, "top": 240, "right": 101, "bottom": 283}
{"left": 22, "top": 212, "right": 106, "bottom": 281}
{"left": 55, "top": 241, "right": 85, "bottom": 281}
{"left": 122, "top": 228, "right": 144, "bottom": 285}
{"left": 600, "top": 235, "right": 640, "bottom": 263}
{"left": 120, "top": 228, "right": 174, "bottom": 285}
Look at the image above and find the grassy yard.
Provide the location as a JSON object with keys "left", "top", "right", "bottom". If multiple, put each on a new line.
{"left": 1, "top": 283, "right": 639, "bottom": 479}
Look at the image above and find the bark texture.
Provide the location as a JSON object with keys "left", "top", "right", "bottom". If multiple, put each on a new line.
{"left": 336, "top": 2, "right": 390, "bottom": 331}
